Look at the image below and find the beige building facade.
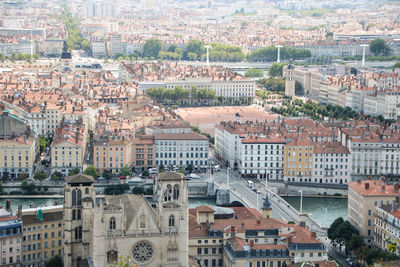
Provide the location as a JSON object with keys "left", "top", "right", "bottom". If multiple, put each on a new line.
{"left": 21, "top": 205, "right": 63, "bottom": 267}
{"left": 348, "top": 179, "right": 399, "bottom": 245}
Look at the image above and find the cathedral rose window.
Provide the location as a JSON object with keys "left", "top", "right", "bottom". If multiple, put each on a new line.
{"left": 132, "top": 240, "right": 154, "bottom": 263}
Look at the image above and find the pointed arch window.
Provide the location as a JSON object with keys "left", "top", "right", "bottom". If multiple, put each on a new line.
{"left": 164, "top": 184, "right": 172, "bottom": 202}
{"left": 72, "top": 209, "right": 76, "bottom": 220}
{"left": 77, "top": 209, "right": 81, "bottom": 220}
{"left": 173, "top": 184, "right": 179, "bottom": 200}
{"left": 169, "top": 215, "right": 175, "bottom": 227}
{"left": 85, "top": 188, "right": 89, "bottom": 194}
{"left": 72, "top": 189, "right": 76, "bottom": 206}
{"left": 77, "top": 189, "right": 82, "bottom": 205}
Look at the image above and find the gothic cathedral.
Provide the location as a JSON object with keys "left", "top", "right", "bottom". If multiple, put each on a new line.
{"left": 63, "top": 172, "right": 189, "bottom": 266}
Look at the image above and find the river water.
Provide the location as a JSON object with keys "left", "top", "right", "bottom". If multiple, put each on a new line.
{"left": 0, "top": 196, "right": 347, "bottom": 227}
{"left": 282, "top": 196, "right": 348, "bottom": 227}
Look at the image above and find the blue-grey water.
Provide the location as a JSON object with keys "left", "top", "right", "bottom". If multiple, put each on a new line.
{"left": 282, "top": 196, "right": 348, "bottom": 227}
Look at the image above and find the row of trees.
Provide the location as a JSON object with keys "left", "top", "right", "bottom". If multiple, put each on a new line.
{"left": 328, "top": 217, "right": 398, "bottom": 265}
{"left": 60, "top": 2, "right": 89, "bottom": 51}
{"left": 0, "top": 53, "right": 39, "bottom": 62}
{"left": 247, "top": 46, "right": 311, "bottom": 62}
{"left": 146, "top": 86, "right": 216, "bottom": 105}
{"left": 272, "top": 99, "right": 360, "bottom": 121}
{"left": 114, "top": 38, "right": 311, "bottom": 62}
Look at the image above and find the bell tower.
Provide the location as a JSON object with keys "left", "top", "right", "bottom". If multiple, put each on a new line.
{"left": 284, "top": 64, "right": 295, "bottom": 97}
{"left": 63, "top": 174, "right": 95, "bottom": 267}
{"left": 154, "top": 172, "right": 188, "bottom": 266}
{"left": 262, "top": 193, "right": 272, "bottom": 219}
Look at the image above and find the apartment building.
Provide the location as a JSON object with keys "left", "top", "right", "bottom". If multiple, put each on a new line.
{"left": 313, "top": 142, "right": 351, "bottom": 184}
{"left": 93, "top": 137, "right": 132, "bottom": 173}
{"left": 189, "top": 200, "right": 326, "bottom": 267}
{"left": 45, "top": 103, "right": 62, "bottom": 137}
{"left": 50, "top": 122, "right": 87, "bottom": 176}
{"left": 0, "top": 208, "right": 22, "bottom": 267}
{"left": 284, "top": 140, "right": 314, "bottom": 183}
{"left": 155, "top": 132, "right": 209, "bottom": 169}
{"left": 348, "top": 179, "right": 399, "bottom": 245}
{"left": 374, "top": 201, "right": 400, "bottom": 253}
{"left": 21, "top": 205, "right": 63, "bottom": 266}
{"left": 132, "top": 135, "right": 155, "bottom": 172}
{"left": 0, "top": 110, "right": 38, "bottom": 179}
{"left": 240, "top": 134, "right": 285, "bottom": 180}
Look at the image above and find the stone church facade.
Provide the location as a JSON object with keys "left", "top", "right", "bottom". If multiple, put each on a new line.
{"left": 63, "top": 172, "right": 188, "bottom": 266}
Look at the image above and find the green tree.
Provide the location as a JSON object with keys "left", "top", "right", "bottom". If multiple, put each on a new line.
{"left": 104, "top": 184, "right": 129, "bottom": 195}
{"left": 0, "top": 182, "right": 4, "bottom": 195}
{"left": 21, "top": 180, "right": 36, "bottom": 195}
{"left": 39, "top": 137, "right": 50, "bottom": 154}
{"left": 186, "top": 164, "right": 194, "bottom": 173}
{"left": 32, "top": 53, "right": 39, "bottom": 60}
{"left": 370, "top": 38, "right": 386, "bottom": 56}
{"left": 167, "top": 45, "right": 178, "bottom": 52}
{"left": 346, "top": 234, "right": 364, "bottom": 253}
{"left": 0, "top": 54, "right": 5, "bottom": 62}
{"left": 1, "top": 171, "right": 9, "bottom": 182}
{"left": 83, "top": 165, "right": 98, "bottom": 179}
{"left": 244, "top": 68, "right": 264, "bottom": 78}
{"left": 18, "top": 173, "right": 28, "bottom": 180}
{"left": 51, "top": 172, "right": 62, "bottom": 181}
{"left": 120, "top": 165, "right": 131, "bottom": 177}
{"left": 268, "top": 63, "right": 287, "bottom": 77}
{"left": 159, "top": 164, "right": 165, "bottom": 173}
{"left": 327, "top": 217, "right": 344, "bottom": 248}
{"left": 33, "top": 172, "right": 46, "bottom": 181}
{"left": 80, "top": 39, "right": 90, "bottom": 52}
{"left": 46, "top": 255, "right": 63, "bottom": 267}
{"left": 184, "top": 40, "right": 203, "bottom": 60}
{"left": 393, "top": 62, "right": 400, "bottom": 70}
{"left": 103, "top": 170, "right": 112, "bottom": 180}
{"left": 132, "top": 186, "right": 145, "bottom": 194}
{"left": 143, "top": 39, "right": 162, "bottom": 58}
{"left": 187, "top": 52, "right": 198, "bottom": 61}
{"left": 67, "top": 168, "right": 80, "bottom": 176}
{"left": 142, "top": 170, "right": 149, "bottom": 177}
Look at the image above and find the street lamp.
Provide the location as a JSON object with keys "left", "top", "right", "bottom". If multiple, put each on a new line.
{"left": 227, "top": 167, "right": 231, "bottom": 188}
{"left": 360, "top": 44, "right": 369, "bottom": 67}
{"left": 204, "top": 45, "right": 212, "bottom": 66}
{"left": 276, "top": 45, "right": 283, "bottom": 63}
{"left": 256, "top": 191, "right": 259, "bottom": 211}
{"left": 299, "top": 190, "right": 303, "bottom": 214}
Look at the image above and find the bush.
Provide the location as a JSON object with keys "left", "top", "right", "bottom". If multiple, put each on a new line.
{"left": 132, "top": 187, "right": 145, "bottom": 195}
{"left": 104, "top": 184, "right": 129, "bottom": 195}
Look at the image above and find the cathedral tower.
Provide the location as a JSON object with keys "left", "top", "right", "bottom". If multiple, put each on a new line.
{"left": 63, "top": 174, "right": 96, "bottom": 267}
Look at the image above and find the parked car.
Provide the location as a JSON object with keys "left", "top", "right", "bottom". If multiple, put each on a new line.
{"left": 188, "top": 173, "right": 200, "bottom": 179}
{"left": 119, "top": 176, "right": 126, "bottom": 180}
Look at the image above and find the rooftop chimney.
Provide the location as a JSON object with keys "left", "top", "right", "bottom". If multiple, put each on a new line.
{"left": 381, "top": 185, "right": 386, "bottom": 192}
{"left": 357, "top": 178, "right": 361, "bottom": 184}
{"left": 394, "top": 184, "right": 399, "bottom": 193}
{"left": 311, "top": 232, "right": 317, "bottom": 238}
{"left": 249, "top": 240, "right": 254, "bottom": 248}
{"left": 365, "top": 183, "right": 370, "bottom": 190}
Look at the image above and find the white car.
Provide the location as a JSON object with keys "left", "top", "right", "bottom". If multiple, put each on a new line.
{"left": 188, "top": 173, "right": 200, "bottom": 179}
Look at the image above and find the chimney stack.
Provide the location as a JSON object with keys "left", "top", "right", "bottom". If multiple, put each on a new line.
{"left": 381, "top": 185, "right": 385, "bottom": 192}
{"left": 365, "top": 183, "right": 370, "bottom": 190}
{"left": 249, "top": 240, "right": 254, "bottom": 248}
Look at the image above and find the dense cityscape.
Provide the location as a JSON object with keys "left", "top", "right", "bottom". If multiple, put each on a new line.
{"left": 0, "top": 0, "right": 400, "bottom": 266}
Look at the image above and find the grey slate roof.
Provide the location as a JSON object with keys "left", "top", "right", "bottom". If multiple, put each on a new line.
{"left": 158, "top": 171, "right": 185, "bottom": 181}
{"left": 66, "top": 174, "right": 95, "bottom": 184}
